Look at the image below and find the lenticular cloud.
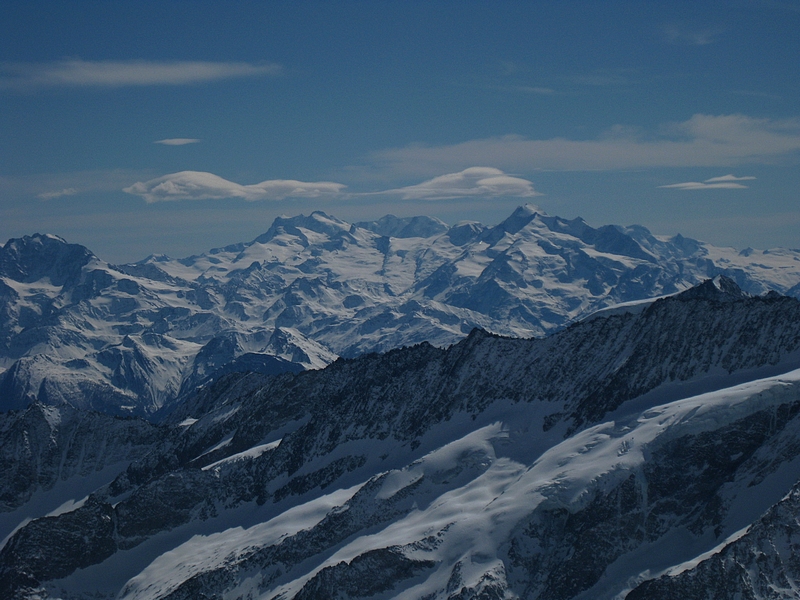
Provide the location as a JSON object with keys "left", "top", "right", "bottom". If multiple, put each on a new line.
{"left": 704, "top": 174, "right": 756, "bottom": 183}
{"left": 659, "top": 173, "right": 756, "bottom": 190}
{"left": 385, "top": 167, "right": 539, "bottom": 200}
{"left": 124, "top": 171, "right": 346, "bottom": 203}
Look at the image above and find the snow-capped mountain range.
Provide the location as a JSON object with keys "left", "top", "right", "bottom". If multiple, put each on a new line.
{"left": 2, "top": 278, "right": 800, "bottom": 599}
{"left": 2, "top": 204, "right": 799, "bottom": 418}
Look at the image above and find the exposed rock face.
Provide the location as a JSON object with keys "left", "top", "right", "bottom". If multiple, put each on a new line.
{"left": 0, "top": 498, "right": 116, "bottom": 597}
{"left": 0, "top": 403, "right": 161, "bottom": 513}
{"left": 2, "top": 206, "right": 800, "bottom": 417}
{"left": 0, "top": 233, "right": 93, "bottom": 287}
{"left": 626, "top": 483, "right": 800, "bottom": 600}
{"left": 291, "top": 548, "right": 437, "bottom": 600}
{"left": 2, "top": 282, "right": 800, "bottom": 599}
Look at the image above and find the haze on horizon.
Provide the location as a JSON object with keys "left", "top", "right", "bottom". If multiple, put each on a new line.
{"left": 1, "top": 1, "right": 799, "bottom": 263}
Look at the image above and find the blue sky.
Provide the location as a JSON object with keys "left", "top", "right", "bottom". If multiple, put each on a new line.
{"left": 1, "top": 1, "right": 799, "bottom": 262}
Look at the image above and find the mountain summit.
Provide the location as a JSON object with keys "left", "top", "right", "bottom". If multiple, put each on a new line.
{"left": 1, "top": 205, "right": 799, "bottom": 417}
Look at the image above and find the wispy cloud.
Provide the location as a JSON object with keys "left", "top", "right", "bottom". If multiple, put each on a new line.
{"left": 36, "top": 188, "right": 78, "bottom": 200}
{"left": 0, "top": 59, "right": 281, "bottom": 90}
{"left": 123, "top": 171, "right": 346, "bottom": 203}
{"left": 366, "top": 114, "right": 800, "bottom": 177}
{"left": 0, "top": 169, "right": 151, "bottom": 199}
{"left": 154, "top": 138, "right": 201, "bottom": 146}
{"left": 660, "top": 174, "right": 756, "bottom": 190}
{"left": 663, "top": 24, "right": 723, "bottom": 46}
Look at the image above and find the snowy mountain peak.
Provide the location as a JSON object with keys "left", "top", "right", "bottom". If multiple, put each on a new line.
{"left": 493, "top": 202, "right": 545, "bottom": 235}
{"left": 516, "top": 202, "right": 545, "bottom": 217}
{"left": 2, "top": 206, "right": 800, "bottom": 417}
{"left": 712, "top": 273, "right": 750, "bottom": 296}
{"left": 3, "top": 233, "right": 68, "bottom": 249}
{"left": 677, "top": 275, "right": 749, "bottom": 302}
{"left": 253, "top": 210, "right": 351, "bottom": 244}
{"left": 355, "top": 214, "right": 449, "bottom": 238}
{"left": 447, "top": 221, "right": 486, "bottom": 246}
{"left": 669, "top": 232, "right": 704, "bottom": 256}
{"left": 136, "top": 253, "right": 171, "bottom": 264}
{"left": 0, "top": 233, "right": 95, "bottom": 285}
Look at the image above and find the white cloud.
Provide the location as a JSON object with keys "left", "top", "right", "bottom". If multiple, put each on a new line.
{"left": 0, "top": 60, "right": 280, "bottom": 90}
{"left": 154, "top": 138, "right": 201, "bottom": 146}
{"left": 659, "top": 174, "right": 756, "bottom": 190}
{"left": 126, "top": 168, "right": 536, "bottom": 203}
{"left": 659, "top": 182, "right": 748, "bottom": 190}
{"left": 367, "top": 114, "right": 800, "bottom": 177}
{"left": 123, "top": 171, "right": 346, "bottom": 203}
{"left": 378, "top": 167, "right": 539, "bottom": 200}
{"left": 36, "top": 188, "right": 78, "bottom": 200}
{"left": 704, "top": 174, "right": 756, "bottom": 182}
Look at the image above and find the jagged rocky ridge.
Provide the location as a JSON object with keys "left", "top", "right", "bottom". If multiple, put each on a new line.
{"left": 2, "top": 279, "right": 800, "bottom": 598}
{"left": 626, "top": 481, "right": 800, "bottom": 599}
{"left": 2, "top": 205, "right": 800, "bottom": 417}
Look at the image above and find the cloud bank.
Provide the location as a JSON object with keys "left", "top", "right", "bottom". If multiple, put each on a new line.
{"left": 0, "top": 60, "right": 280, "bottom": 90}
{"left": 660, "top": 174, "right": 756, "bottom": 190}
{"left": 123, "top": 171, "right": 346, "bottom": 203}
{"left": 368, "top": 114, "right": 800, "bottom": 176}
{"left": 379, "top": 167, "right": 539, "bottom": 200}
{"left": 154, "top": 138, "right": 201, "bottom": 146}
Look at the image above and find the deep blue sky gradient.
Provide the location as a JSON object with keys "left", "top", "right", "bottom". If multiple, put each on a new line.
{"left": 1, "top": 1, "right": 799, "bottom": 261}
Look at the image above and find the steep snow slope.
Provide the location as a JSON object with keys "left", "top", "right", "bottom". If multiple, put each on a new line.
{"left": 2, "top": 206, "right": 800, "bottom": 417}
{"left": 3, "top": 282, "right": 800, "bottom": 599}
{"left": 116, "top": 370, "right": 800, "bottom": 600}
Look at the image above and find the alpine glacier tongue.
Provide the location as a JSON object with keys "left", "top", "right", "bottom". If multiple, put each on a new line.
{"left": 1, "top": 205, "right": 800, "bottom": 418}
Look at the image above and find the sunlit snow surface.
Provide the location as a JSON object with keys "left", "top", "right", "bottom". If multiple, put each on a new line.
{"left": 116, "top": 369, "right": 800, "bottom": 600}
{"left": 3, "top": 206, "right": 800, "bottom": 416}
